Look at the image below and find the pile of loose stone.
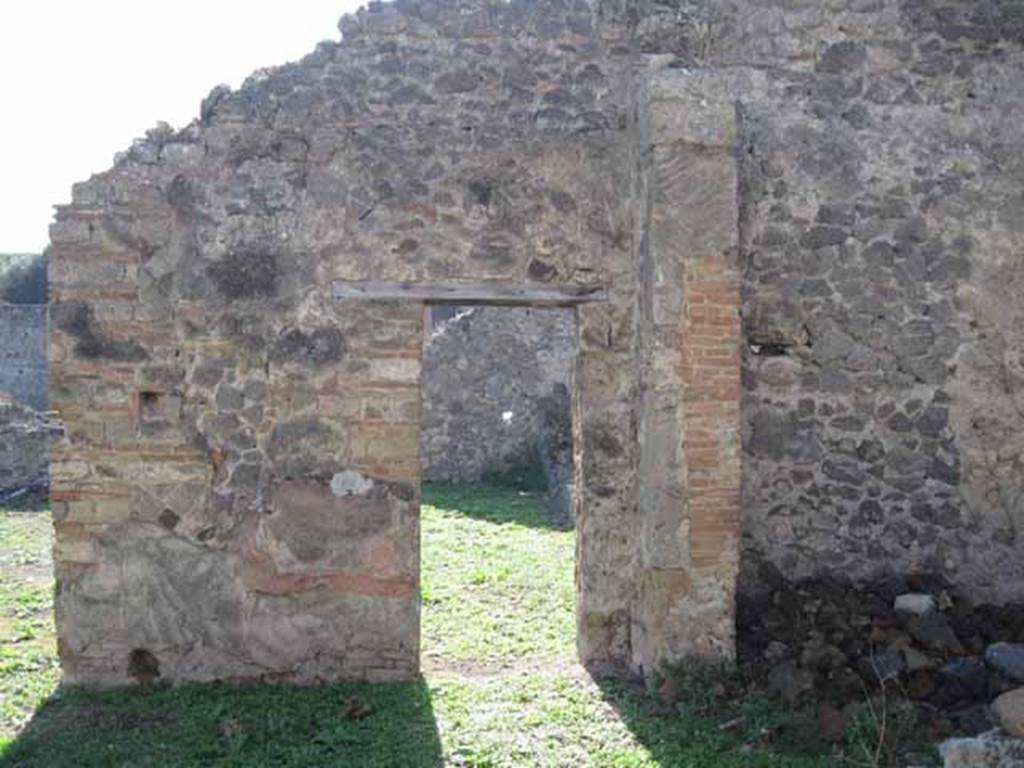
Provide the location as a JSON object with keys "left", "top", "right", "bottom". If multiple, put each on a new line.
{"left": 737, "top": 567, "right": 1024, "bottom": 753}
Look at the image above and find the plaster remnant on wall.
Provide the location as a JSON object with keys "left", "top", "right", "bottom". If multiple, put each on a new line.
{"left": 331, "top": 470, "right": 376, "bottom": 498}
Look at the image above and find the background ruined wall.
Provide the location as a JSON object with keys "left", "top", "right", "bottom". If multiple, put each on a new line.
{"left": 0, "top": 400, "right": 52, "bottom": 508}
{"left": 0, "top": 254, "right": 48, "bottom": 412}
{"left": 0, "top": 303, "right": 47, "bottom": 412}
{"left": 420, "top": 306, "right": 575, "bottom": 497}
{"left": 0, "top": 254, "right": 49, "bottom": 504}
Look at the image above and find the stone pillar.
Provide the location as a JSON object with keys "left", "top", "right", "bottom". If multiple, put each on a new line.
{"left": 632, "top": 70, "right": 742, "bottom": 671}
{"left": 574, "top": 291, "right": 640, "bottom": 668}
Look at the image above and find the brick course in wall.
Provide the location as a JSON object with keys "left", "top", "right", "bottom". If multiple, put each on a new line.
{"left": 683, "top": 256, "right": 741, "bottom": 575}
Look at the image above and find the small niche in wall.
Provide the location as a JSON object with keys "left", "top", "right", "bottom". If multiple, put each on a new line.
{"left": 139, "top": 391, "right": 161, "bottom": 419}
{"left": 136, "top": 390, "right": 183, "bottom": 432}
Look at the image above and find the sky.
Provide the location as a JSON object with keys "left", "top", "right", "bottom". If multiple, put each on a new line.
{"left": 0, "top": 2, "right": 363, "bottom": 253}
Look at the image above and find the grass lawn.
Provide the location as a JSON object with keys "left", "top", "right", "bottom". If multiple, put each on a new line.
{"left": 0, "top": 486, "right": 834, "bottom": 767}
{"left": 0, "top": 512, "right": 59, "bottom": 743}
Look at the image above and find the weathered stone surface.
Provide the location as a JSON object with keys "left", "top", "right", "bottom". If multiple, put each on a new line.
{"left": 0, "top": 305, "right": 46, "bottom": 412}
{"left": 987, "top": 644, "right": 1024, "bottom": 685}
{"left": 50, "top": 0, "right": 675, "bottom": 684}
{"left": 738, "top": 0, "right": 1024, "bottom": 605}
{"left": 896, "top": 593, "right": 936, "bottom": 617}
{"left": 767, "top": 661, "right": 814, "bottom": 704}
{"left": 938, "top": 658, "right": 989, "bottom": 702}
{"left": 45, "top": 0, "right": 1024, "bottom": 687}
{"left": 0, "top": 253, "right": 46, "bottom": 305}
{"left": 0, "top": 299, "right": 46, "bottom": 410}
{"left": 52, "top": 301, "right": 148, "bottom": 362}
{"left": 0, "top": 254, "right": 49, "bottom": 505}
{"left": 992, "top": 688, "right": 1024, "bottom": 737}
{"left": 909, "top": 614, "right": 965, "bottom": 656}
{"left": 0, "top": 400, "right": 53, "bottom": 507}
{"left": 939, "top": 730, "right": 1024, "bottom": 768}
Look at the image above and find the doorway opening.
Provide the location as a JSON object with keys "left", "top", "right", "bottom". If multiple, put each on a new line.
{"left": 418, "top": 304, "right": 579, "bottom": 673}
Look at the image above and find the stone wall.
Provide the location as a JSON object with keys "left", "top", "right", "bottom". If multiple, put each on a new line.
{"left": 47, "top": 0, "right": 680, "bottom": 685}
{"left": 0, "top": 254, "right": 47, "bottom": 411}
{"left": 0, "top": 399, "right": 52, "bottom": 508}
{"left": 420, "top": 305, "right": 576, "bottom": 493}
{"left": 0, "top": 254, "right": 49, "bottom": 503}
{"left": 719, "top": 4, "right": 1024, "bottom": 606}
{"left": 0, "top": 303, "right": 47, "bottom": 412}
{"left": 47, "top": 0, "right": 1024, "bottom": 686}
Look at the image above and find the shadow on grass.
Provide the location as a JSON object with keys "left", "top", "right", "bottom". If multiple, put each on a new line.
{"left": 422, "top": 482, "right": 572, "bottom": 532}
{"left": 0, "top": 678, "right": 443, "bottom": 768}
{"left": 0, "top": 489, "right": 49, "bottom": 513}
{"left": 590, "top": 668, "right": 834, "bottom": 768}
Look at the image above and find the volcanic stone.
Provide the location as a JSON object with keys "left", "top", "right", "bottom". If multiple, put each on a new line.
{"left": 895, "top": 593, "right": 936, "bottom": 616}
{"left": 992, "top": 687, "right": 1024, "bottom": 737}
{"left": 986, "top": 643, "right": 1024, "bottom": 684}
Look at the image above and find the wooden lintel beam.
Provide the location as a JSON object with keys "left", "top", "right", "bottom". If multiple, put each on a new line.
{"left": 331, "top": 280, "right": 608, "bottom": 306}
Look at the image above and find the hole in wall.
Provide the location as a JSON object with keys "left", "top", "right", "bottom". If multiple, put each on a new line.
{"left": 137, "top": 390, "right": 183, "bottom": 427}
{"left": 748, "top": 343, "right": 791, "bottom": 357}
{"left": 139, "top": 391, "right": 162, "bottom": 419}
{"left": 127, "top": 649, "right": 160, "bottom": 684}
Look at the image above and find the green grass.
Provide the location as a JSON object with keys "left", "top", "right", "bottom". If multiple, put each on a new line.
{"left": 0, "top": 487, "right": 834, "bottom": 767}
{"left": 0, "top": 512, "right": 59, "bottom": 743}
{"left": 421, "top": 484, "right": 575, "bottom": 667}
